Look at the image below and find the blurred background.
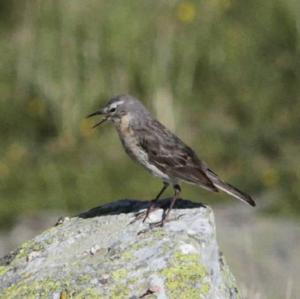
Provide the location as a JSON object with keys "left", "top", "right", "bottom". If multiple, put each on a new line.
{"left": 0, "top": 0, "right": 299, "bottom": 298}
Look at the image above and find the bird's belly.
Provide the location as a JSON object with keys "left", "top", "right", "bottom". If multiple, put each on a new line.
{"left": 118, "top": 132, "right": 170, "bottom": 181}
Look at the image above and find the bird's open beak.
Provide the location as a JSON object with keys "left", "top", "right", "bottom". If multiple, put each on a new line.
{"left": 86, "top": 109, "right": 108, "bottom": 128}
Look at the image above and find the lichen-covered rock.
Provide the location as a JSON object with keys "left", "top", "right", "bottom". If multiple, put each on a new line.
{"left": 0, "top": 199, "right": 239, "bottom": 299}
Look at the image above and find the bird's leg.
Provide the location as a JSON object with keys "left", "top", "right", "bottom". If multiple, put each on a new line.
{"left": 142, "top": 182, "right": 169, "bottom": 222}
{"left": 151, "top": 184, "right": 181, "bottom": 227}
{"left": 131, "top": 182, "right": 169, "bottom": 224}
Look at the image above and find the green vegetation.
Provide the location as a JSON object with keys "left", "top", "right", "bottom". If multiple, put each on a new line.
{"left": 0, "top": 0, "right": 299, "bottom": 228}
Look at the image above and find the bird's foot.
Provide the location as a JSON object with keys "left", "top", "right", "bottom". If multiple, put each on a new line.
{"left": 149, "top": 220, "right": 165, "bottom": 228}
{"left": 129, "top": 200, "right": 158, "bottom": 224}
{"left": 129, "top": 208, "right": 159, "bottom": 224}
{"left": 142, "top": 205, "right": 158, "bottom": 223}
{"left": 129, "top": 212, "right": 144, "bottom": 224}
{"left": 149, "top": 212, "right": 172, "bottom": 228}
{"left": 149, "top": 213, "right": 184, "bottom": 228}
{"left": 137, "top": 217, "right": 171, "bottom": 235}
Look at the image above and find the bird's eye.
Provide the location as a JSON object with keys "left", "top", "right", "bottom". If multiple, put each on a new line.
{"left": 109, "top": 107, "right": 116, "bottom": 113}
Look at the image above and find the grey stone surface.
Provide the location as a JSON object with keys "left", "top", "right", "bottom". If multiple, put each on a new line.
{"left": 0, "top": 199, "right": 239, "bottom": 299}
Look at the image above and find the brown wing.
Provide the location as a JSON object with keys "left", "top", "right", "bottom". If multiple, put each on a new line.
{"left": 136, "top": 119, "right": 218, "bottom": 192}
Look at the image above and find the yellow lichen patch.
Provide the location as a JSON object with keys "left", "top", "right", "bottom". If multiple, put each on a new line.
{"left": 2, "top": 279, "right": 62, "bottom": 298}
{"left": 76, "top": 274, "right": 92, "bottom": 284}
{"left": 2, "top": 277, "right": 101, "bottom": 298}
{"left": 111, "top": 268, "right": 128, "bottom": 281}
{"left": 75, "top": 288, "right": 102, "bottom": 298}
{"left": 200, "top": 282, "right": 210, "bottom": 295}
{"left": 8, "top": 240, "right": 45, "bottom": 267}
{"left": 121, "top": 250, "right": 134, "bottom": 261}
{"left": 151, "top": 229, "right": 166, "bottom": 238}
{"left": 110, "top": 268, "right": 137, "bottom": 298}
{"left": 110, "top": 287, "right": 130, "bottom": 299}
{"left": 0, "top": 265, "right": 8, "bottom": 277}
{"left": 161, "top": 252, "right": 210, "bottom": 298}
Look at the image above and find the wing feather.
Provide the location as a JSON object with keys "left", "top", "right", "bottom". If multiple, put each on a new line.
{"left": 136, "top": 120, "right": 218, "bottom": 192}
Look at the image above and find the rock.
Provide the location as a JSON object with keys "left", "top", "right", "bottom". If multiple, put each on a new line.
{"left": 0, "top": 199, "right": 239, "bottom": 299}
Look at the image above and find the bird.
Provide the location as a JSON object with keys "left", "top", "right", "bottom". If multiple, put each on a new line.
{"left": 87, "top": 94, "right": 256, "bottom": 226}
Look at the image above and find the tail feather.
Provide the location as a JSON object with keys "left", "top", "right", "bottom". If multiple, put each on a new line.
{"left": 213, "top": 180, "right": 256, "bottom": 207}
{"left": 206, "top": 169, "right": 256, "bottom": 207}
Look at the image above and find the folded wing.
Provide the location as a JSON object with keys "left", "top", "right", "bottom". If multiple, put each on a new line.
{"left": 137, "top": 120, "right": 218, "bottom": 192}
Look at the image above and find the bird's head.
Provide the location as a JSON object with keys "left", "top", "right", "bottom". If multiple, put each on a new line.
{"left": 87, "top": 94, "right": 149, "bottom": 128}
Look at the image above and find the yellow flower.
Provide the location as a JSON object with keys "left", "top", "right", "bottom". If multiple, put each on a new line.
{"left": 177, "top": 2, "right": 196, "bottom": 23}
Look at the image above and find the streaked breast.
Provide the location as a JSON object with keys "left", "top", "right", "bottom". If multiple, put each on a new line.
{"left": 116, "top": 115, "right": 170, "bottom": 181}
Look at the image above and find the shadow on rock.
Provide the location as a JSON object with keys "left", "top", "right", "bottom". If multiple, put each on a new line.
{"left": 78, "top": 198, "right": 206, "bottom": 219}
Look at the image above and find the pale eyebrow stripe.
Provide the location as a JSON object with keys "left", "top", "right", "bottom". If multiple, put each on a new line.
{"left": 110, "top": 100, "right": 124, "bottom": 108}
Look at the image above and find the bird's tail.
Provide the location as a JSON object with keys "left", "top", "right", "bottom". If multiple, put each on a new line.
{"left": 206, "top": 169, "right": 256, "bottom": 207}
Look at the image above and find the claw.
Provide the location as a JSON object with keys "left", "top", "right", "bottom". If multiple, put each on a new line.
{"left": 129, "top": 206, "right": 159, "bottom": 225}
{"left": 129, "top": 211, "right": 146, "bottom": 224}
